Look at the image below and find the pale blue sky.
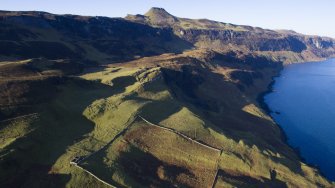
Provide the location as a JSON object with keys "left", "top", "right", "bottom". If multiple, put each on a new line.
{"left": 1, "top": 0, "right": 334, "bottom": 38}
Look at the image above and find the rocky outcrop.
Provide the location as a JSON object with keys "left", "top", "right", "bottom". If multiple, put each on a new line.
{"left": 126, "top": 8, "right": 335, "bottom": 64}
{"left": 1, "top": 9, "right": 334, "bottom": 64}
{"left": 175, "top": 28, "right": 308, "bottom": 52}
{"left": 144, "top": 7, "right": 178, "bottom": 26}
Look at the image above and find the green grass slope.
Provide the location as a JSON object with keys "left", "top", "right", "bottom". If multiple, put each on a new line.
{"left": 0, "top": 8, "right": 335, "bottom": 188}
{"left": 1, "top": 51, "right": 334, "bottom": 187}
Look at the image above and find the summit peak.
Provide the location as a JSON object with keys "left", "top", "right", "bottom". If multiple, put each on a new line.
{"left": 144, "top": 7, "right": 178, "bottom": 26}
{"left": 145, "top": 7, "right": 171, "bottom": 17}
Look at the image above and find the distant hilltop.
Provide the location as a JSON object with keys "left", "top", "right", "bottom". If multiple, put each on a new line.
{"left": 0, "top": 7, "right": 334, "bottom": 64}
{"left": 0, "top": 7, "right": 334, "bottom": 188}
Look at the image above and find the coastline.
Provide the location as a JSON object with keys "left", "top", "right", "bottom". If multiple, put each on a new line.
{"left": 257, "top": 60, "right": 335, "bottom": 182}
{"left": 257, "top": 66, "right": 290, "bottom": 143}
{"left": 257, "top": 58, "right": 333, "bottom": 144}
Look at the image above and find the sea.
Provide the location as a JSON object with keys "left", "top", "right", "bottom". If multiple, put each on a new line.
{"left": 265, "top": 58, "right": 335, "bottom": 181}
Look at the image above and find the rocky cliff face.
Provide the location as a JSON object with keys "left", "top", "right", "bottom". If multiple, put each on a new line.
{"left": 1, "top": 8, "right": 334, "bottom": 65}
{"left": 176, "top": 29, "right": 308, "bottom": 52}
{"left": 1, "top": 8, "right": 335, "bottom": 188}
{"left": 126, "top": 8, "right": 335, "bottom": 64}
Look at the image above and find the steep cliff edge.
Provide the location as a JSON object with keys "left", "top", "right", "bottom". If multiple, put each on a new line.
{"left": 0, "top": 8, "right": 335, "bottom": 187}
{"left": 126, "top": 7, "right": 335, "bottom": 64}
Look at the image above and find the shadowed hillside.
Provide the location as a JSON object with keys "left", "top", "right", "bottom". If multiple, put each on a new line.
{"left": 0, "top": 10, "right": 192, "bottom": 63}
{"left": 0, "top": 8, "right": 334, "bottom": 188}
{"left": 126, "top": 7, "right": 335, "bottom": 64}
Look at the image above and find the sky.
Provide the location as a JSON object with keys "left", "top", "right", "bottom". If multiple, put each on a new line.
{"left": 1, "top": 0, "right": 335, "bottom": 38}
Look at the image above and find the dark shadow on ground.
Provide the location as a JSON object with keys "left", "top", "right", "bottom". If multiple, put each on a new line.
{"left": 159, "top": 64, "right": 305, "bottom": 175}
{"left": 0, "top": 76, "right": 137, "bottom": 187}
{"left": 214, "top": 169, "right": 287, "bottom": 188}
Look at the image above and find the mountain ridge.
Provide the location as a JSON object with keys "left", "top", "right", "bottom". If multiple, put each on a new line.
{"left": 126, "top": 8, "right": 335, "bottom": 64}
{"left": 2, "top": 8, "right": 335, "bottom": 63}
{"left": 0, "top": 8, "right": 334, "bottom": 65}
{"left": 0, "top": 7, "right": 334, "bottom": 188}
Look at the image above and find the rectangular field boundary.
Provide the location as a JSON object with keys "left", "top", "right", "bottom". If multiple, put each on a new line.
{"left": 72, "top": 115, "right": 223, "bottom": 188}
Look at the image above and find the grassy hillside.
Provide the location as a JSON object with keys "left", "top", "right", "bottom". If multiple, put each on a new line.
{"left": 79, "top": 53, "right": 333, "bottom": 187}
{"left": 0, "top": 11, "right": 192, "bottom": 64}
{"left": 1, "top": 8, "right": 335, "bottom": 188}
{"left": 1, "top": 48, "right": 334, "bottom": 187}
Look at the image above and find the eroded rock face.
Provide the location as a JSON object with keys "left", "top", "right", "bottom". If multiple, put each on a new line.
{"left": 1, "top": 9, "right": 334, "bottom": 64}
{"left": 126, "top": 9, "right": 335, "bottom": 63}
{"left": 175, "top": 29, "right": 308, "bottom": 52}
{"left": 307, "top": 36, "right": 334, "bottom": 49}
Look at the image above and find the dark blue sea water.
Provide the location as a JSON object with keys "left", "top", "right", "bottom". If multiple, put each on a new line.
{"left": 265, "top": 58, "right": 335, "bottom": 181}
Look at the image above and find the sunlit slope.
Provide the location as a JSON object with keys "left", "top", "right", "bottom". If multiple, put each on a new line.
{"left": 81, "top": 118, "right": 220, "bottom": 187}
{"left": 0, "top": 7, "right": 335, "bottom": 188}
{"left": 78, "top": 54, "right": 332, "bottom": 187}
{"left": 0, "top": 60, "right": 115, "bottom": 187}
{"left": 83, "top": 54, "right": 333, "bottom": 187}
{"left": 0, "top": 52, "right": 333, "bottom": 187}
